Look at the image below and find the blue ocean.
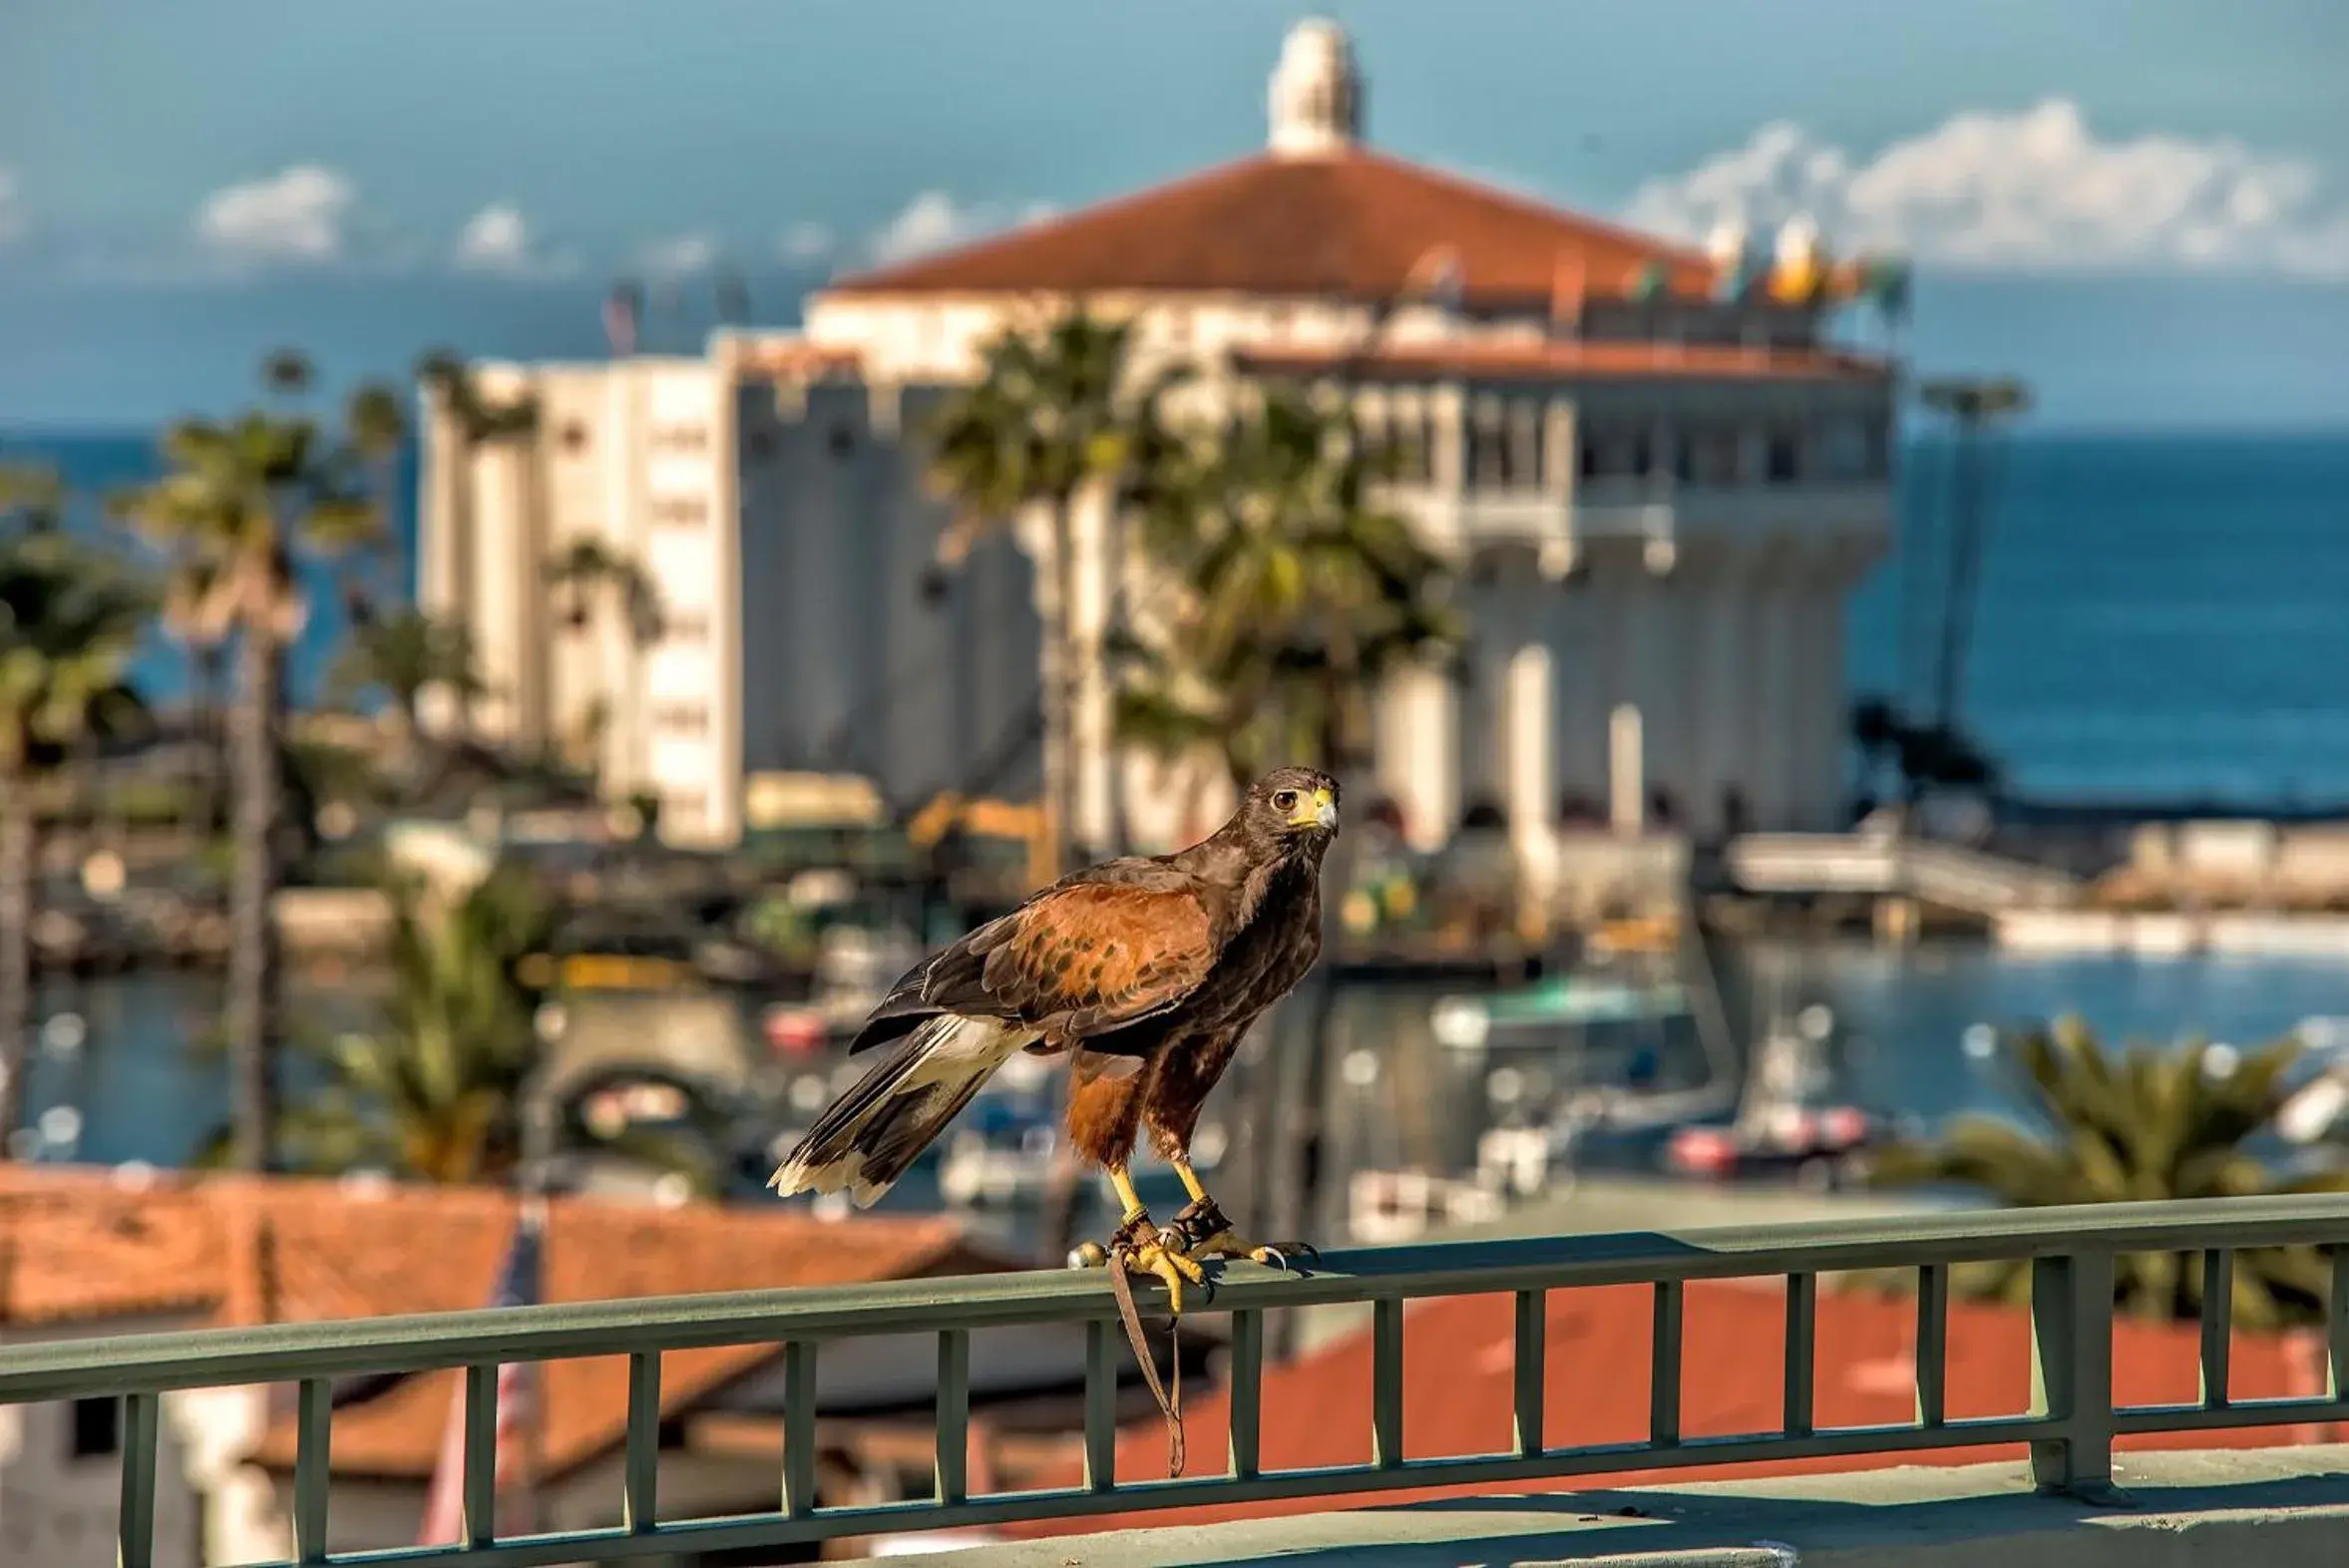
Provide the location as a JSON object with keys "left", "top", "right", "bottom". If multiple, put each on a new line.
{"left": 5, "top": 427, "right": 2347, "bottom": 809}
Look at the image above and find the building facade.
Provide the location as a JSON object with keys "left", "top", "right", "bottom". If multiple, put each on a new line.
{"left": 420, "top": 18, "right": 1894, "bottom": 868}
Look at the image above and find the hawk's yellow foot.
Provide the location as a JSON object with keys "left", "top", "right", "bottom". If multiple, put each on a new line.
{"left": 1103, "top": 1208, "right": 1208, "bottom": 1315}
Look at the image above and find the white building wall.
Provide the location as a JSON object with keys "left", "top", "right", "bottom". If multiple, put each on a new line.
{"left": 0, "top": 1318, "right": 210, "bottom": 1568}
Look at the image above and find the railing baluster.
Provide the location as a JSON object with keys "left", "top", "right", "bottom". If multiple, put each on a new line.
{"left": 1083, "top": 1318, "right": 1117, "bottom": 1492}
{"left": 623, "top": 1352, "right": 660, "bottom": 1532}
{"left": 462, "top": 1364, "right": 499, "bottom": 1546}
{"left": 1371, "top": 1296, "right": 1404, "bottom": 1467}
{"left": 2200, "top": 1249, "right": 2234, "bottom": 1408}
{"left": 2027, "top": 1250, "right": 2119, "bottom": 1500}
{"left": 1512, "top": 1289, "right": 1546, "bottom": 1457}
{"left": 1915, "top": 1263, "right": 1949, "bottom": 1427}
{"left": 1228, "top": 1308, "right": 1265, "bottom": 1479}
{"left": 2331, "top": 1248, "right": 2349, "bottom": 1400}
{"left": 117, "top": 1391, "right": 159, "bottom": 1568}
{"left": 1784, "top": 1272, "right": 1816, "bottom": 1437}
{"left": 1651, "top": 1281, "right": 1683, "bottom": 1447}
{"left": 781, "top": 1341, "right": 818, "bottom": 1518}
{"left": 935, "top": 1329, "right": 971, "bottom": 1504}
{"left": 294, "top": 1377, "right": 333, "bottom": 1561}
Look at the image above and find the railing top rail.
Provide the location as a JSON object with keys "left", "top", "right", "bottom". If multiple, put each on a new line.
{"left": 4, "top": 1194, "right": 2345, "bottom": 1403}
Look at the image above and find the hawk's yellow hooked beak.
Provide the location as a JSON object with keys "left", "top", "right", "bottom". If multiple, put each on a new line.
{"left": 1290, "top": 786, "right": 1339, "bottom": 831}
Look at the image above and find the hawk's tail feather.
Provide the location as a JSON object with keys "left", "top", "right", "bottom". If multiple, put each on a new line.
{"left": 768, "top": 1014, "right": 1024, "bottom": 1207}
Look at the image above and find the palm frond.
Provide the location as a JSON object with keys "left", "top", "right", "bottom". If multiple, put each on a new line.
{"left": 1874, "top": 1020, "right": 2340, "bottom": 1325}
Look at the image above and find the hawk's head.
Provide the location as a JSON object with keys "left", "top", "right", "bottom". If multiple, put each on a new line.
{"left": 1238, "top": 767, "right": 1340, "bottom": 858}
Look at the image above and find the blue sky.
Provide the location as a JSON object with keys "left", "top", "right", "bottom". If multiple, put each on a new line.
{"left": 2, "top": 0, "right": 2346, "bottom": 427}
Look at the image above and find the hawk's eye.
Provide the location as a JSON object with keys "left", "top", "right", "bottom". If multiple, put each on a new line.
{"left": 1272, "top": 790, "right": 1298, "bottom": 811}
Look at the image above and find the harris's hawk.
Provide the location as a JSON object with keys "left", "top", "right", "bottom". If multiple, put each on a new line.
{"left": 771, "top": 767, "right": 1338, "bottom": 1309}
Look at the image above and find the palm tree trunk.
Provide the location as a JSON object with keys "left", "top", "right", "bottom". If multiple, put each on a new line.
{"left": 197, "top": 642, "right": 229, "bottom": 835}
{"left": 1033, "top": 499, "right": 1090, "bottom": 1263}
{"left": 0, "top": 763, "right": 35, "bottom": 1155}
{"left": 1042, "top": 498, "right": 1080, "bottom": 880}
{"left": 226, "top": 628, "right": 285, "bottom": 1171}
{"left": 446, "top": 430, "right": 478, "bottom": 743}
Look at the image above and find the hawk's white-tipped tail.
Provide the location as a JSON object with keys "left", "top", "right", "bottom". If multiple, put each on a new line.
{"left": 768, "top": 1015, "right": 1027, "bottom": 1207}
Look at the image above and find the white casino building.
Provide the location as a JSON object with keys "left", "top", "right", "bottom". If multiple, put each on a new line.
{"left": 419, "top": 20, "right": 1894, "bottom": 871}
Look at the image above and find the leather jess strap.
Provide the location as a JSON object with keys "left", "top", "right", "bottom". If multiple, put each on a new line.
{"left": 1104, "top": 1227, "right": 1186, "bottom": 1478}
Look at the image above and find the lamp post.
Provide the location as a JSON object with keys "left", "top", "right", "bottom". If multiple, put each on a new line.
{"left": 1915, "top": 376, "right": 2031, "bottom": 741}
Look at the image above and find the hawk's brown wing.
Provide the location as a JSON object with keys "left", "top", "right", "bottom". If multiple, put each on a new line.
{"left": 968, "top": 882, "right": 1216, "bottom": 1045}
{"left": 850, "top": 878, "right": 1217, "bottom": 1053}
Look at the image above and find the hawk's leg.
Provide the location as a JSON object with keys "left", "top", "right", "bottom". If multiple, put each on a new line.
{"left": 1101, "top": 1165, "right": 1207, "bottom": 1315}
{"left": 1166, "top": 1159, "right": 1320, "bottom": 1271}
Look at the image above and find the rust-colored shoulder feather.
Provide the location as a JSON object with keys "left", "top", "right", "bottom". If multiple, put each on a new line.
{"left": 847, "top": 873, "right": 1221, "bottom": 1055}
{"left": 971, "top": 882, "right": 1215, "bottom": 1045}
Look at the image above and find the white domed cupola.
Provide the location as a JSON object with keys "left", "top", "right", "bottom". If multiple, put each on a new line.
{"left": 1268, "top": 18, "right": 1364, "bottom": 158}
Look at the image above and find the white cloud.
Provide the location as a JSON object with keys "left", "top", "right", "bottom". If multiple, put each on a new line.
{"left": 780, "top": 220, "right": 835, "bottom": 261}
{"left": 0, "top": 170, "right": 25, "bottom": 246}
{"left": 1624, "top": 101, "right": 2349, "bottom": 277}
{"left": 450, "top": 202, "right": 575, "bottom": 278}
{"left": 194, "top": 166, "right": 356, "bottom": 263}
{"left": 454, "top": 203, "right": 529, "bottom": 270}
{"left": 638, "top": 231, "right": 719, "bottom": 278}
{"left": 866, "top": 191, "right": 1056, "bottom": 265}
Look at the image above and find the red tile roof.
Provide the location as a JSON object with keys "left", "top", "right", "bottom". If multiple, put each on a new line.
{"left": 1234, "top": 341, "right": 1892, "bottom": 384}
{"left": 0, "top": 1166, "right": 1010, "bottom": 1479}
{"left": 1007, "top": 1277, "right": 2339, "bottom": 1536}
{"left": 825, "top": 150, "right": 1711, "bottom": 307}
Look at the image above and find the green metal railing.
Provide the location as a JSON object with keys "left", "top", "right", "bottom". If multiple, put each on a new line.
{"left": 8, "top": 1195, "right": 2349, "bottom": 1566}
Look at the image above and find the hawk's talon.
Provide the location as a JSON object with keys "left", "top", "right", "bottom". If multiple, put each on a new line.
{"left": 1169, "top": 1196, "right": 1318, "bottom": 1272}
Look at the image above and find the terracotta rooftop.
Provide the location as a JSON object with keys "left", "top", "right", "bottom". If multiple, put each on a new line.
{"left": 1233, "top": 341, "right": 1892, "bottom": 384}
{"left": 825, "top": 149, "right": 1712, "bottom": 308}
{"left": 1007, "top": 1275, "right": 2340, "bottom": 1536}
{"left": 0, "top": 1165, "right": 1007, "bottom": 1480}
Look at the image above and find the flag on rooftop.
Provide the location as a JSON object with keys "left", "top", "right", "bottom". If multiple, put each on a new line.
{"left": 418, "top": 1199, "right": 546, "bottom": 1545}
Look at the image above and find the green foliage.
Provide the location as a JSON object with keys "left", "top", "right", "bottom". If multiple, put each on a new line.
{"left": 277, "top": 868, "right": 555, "bottom": 1184}
{"left": 1872, "top": 1019, "right": 2349, "bottom": 1327}
{"left": 544, "top": 539, "right": 664, "bottom": 646}
{"left": 927, "top": 309, "right": 1178, "bottom": 540}
{"left": 1116, "top": 386, "right": 1458, "bottom": 785}
{"left": 112, "top": 393, "right": 386, "bottom": 646}
{"left": 343, "top": 382, "right": 407, "bottom": 464}
{"left": 329, "top": 603, "right": 484, "bottom": 732}
{"left": 0, "top": 468, "right": 154, "bottom": 773}
{"left": 418, "top": 350, "right": 540, "bottom": 446}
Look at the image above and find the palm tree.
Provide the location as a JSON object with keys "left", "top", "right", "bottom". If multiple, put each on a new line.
{"left": 417, "top": 351, "right": 538, "bottom": 736}
{"left": 926, "top": 307, "right": 1177, "bottom": 878}
{"left": 155, "top": 552, "right": 234, "bottom": 837}
{"left": 1116, "top": 386, "right": 1459, "bottom": 794}
{"left": 543, "top": 539, "right": 663, "bottom": 778}
{"left": 113, "top": 352, "right": 386, "bottom": 1172}
{"left": 344, "top": 381, "right": 410, "bottom": 600}
{"left": 544, "top": 539, "right": 664, "bottom": 645}
{"left": 0, "top": 467, "right": 151, "bottom": 1152}
{"left": 277, "top": 867, "right": 552, "bottom": 1183}
{"left": 329, "top": 602, "right": 484, "bottom": 745}
{"left": 1872, "top": 1019, "right": 2349, "bottom": 1328}
{"left": 279, "top": 868, "right": 726, "bottom": 1191}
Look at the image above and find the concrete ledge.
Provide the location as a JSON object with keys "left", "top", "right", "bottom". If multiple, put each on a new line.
{"left": 879, "top": 1446, "right": 2349, "bottom": 1566}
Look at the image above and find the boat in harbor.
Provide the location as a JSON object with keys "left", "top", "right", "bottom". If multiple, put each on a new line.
{"left": 1664, "top": 1004, "right": 1886, "bottom": 1187}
